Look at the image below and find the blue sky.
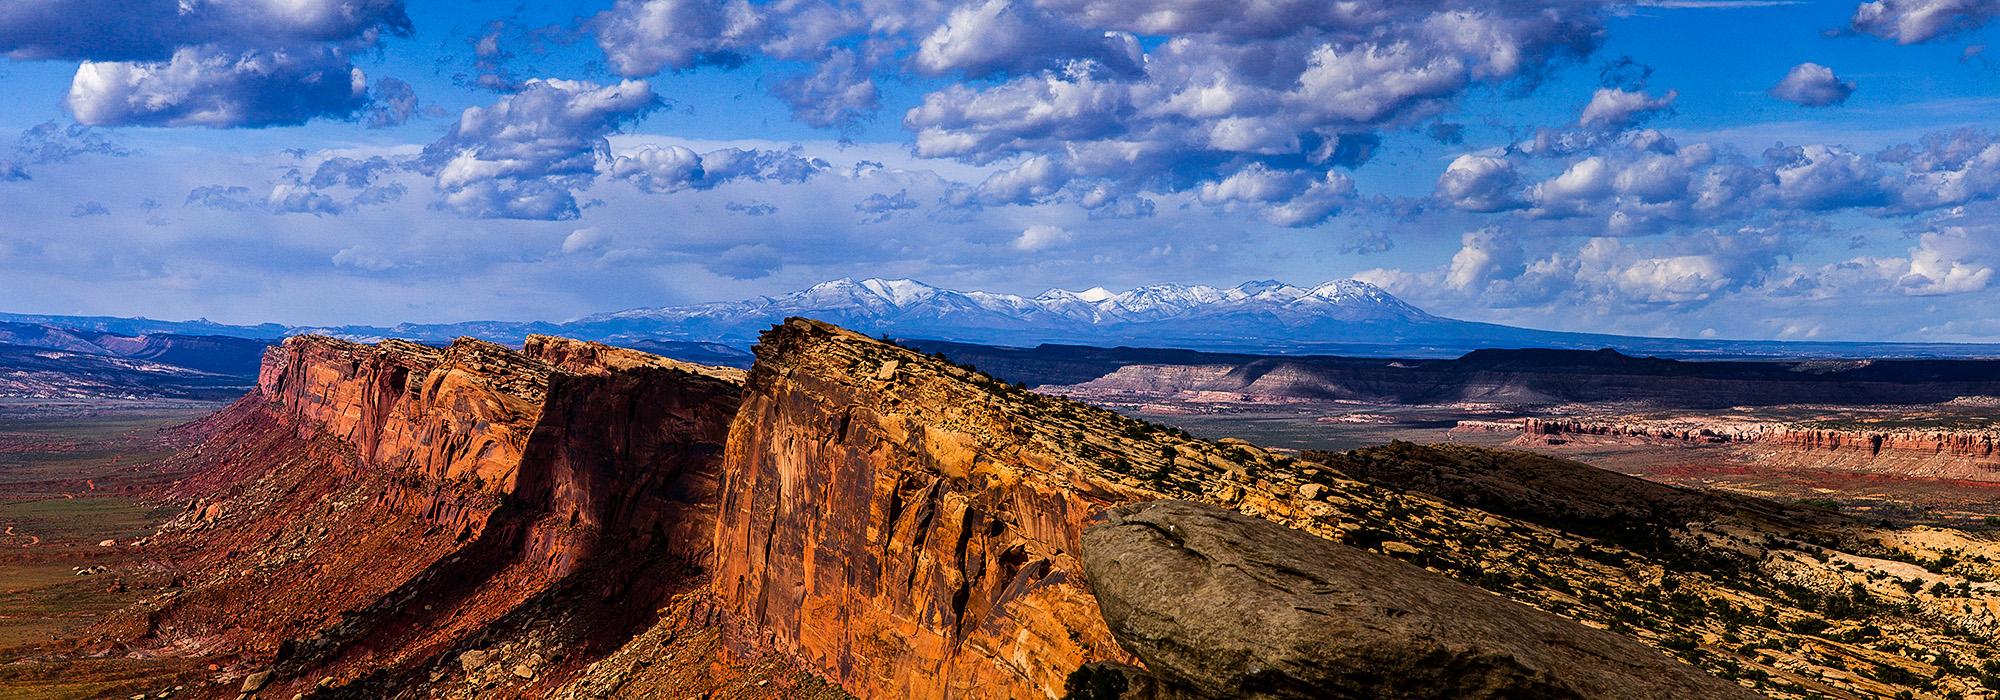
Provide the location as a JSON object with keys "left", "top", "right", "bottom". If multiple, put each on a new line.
{"left": 1, "top": 0, "right": 1998, "bottom": 342}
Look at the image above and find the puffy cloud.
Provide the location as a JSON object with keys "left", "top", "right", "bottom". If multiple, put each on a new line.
{"left": 1881, "top": 128, "right": 2000, "bottom": 209}
{"left": 772, "top": 49, "right": 878, "bottom": 129}
{"left": 186, "top": 154, "right": 408, "bottom": 217}
{"left": 421, "top": 79, "right": 660, "bottom": 220}
{"left": 1778, "top": 217, "right": 1997, "bottom": 299}
{"left": 1899, "top": 229, "right": 1995, "bottom": 294}
{"left": 2, "top": 1, "right": 410, "bottom": 129}
{"left": 608, "top": 145, "right": 828, "bottom": 194}
{"left": 66, "top": 46, "right": 369, "bottom": 128}
{"left": 1368, "top": 226, "right": 1790, "bottom": 315}
{"left": 1196, "top": 163, "right": 1356, "bottom": 227}
{"left": 1769, "top": 63, "right": 1855, "bottom": 107}
{"left": 1851, "top": 0, "right": 2000, "bottom": 44}
{"left": 1437, "top": 154, "right": 1525, "bottom": 212}
{"left": 1765, "top": 144, "right": 1893, "bottom": 210}
{"left": 1445, "top": 228, "right": 1523, "bottom": 290}
{"left": 1530, "top": 156, "right": 1616, "bottom": 217}
{"left": 905, "top": 66, "right": 1129, "bottom": 163}
{"left": 1013, "top": 223, "right": 1073, "bottom": 251}
{"left": 1605, "top": 250, "right": 1734, "bottom": 303}
{"left": 913, "top": 0, "right": 1139, "bottom": 78}
{"left": 591, "top": 0, "right": 767, "bottom": 77}
{"left": 1577, "top": 87, "right": 1677, "bottom": 130}
{"left": 950, "top": 155, "right": 1071, "bottom": 207}
{"left": 69, "top": 200, "right": 109, "bottom": 217}
{"left": 561, "top": 226, "right": 609, "bottom": 254}
{"left": 593, "top": 0, "right": 1607, "bottom": 226}
{"left": 1437, "top": 122, "right": 2000, "bottom": 232}
{"left": 0, "top": 0, "right": 410, "bottom": 61}
{"left": 268, "top": 156, "right": 407, "bottom": 215}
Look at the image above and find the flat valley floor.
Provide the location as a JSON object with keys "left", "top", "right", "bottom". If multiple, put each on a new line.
{"left": 0, "top": 400, "right": 221, "bottom": 698}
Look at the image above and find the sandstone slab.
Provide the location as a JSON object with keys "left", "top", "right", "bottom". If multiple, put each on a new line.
{"left": 1080, "top": 500, "right": 1755, "bottom": 700}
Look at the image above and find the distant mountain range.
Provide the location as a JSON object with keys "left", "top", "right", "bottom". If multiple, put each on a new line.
{"left": 6, "top": 278, "right": 2000, "bottom": 361}
{"left": 0, "top": 321, "right": 269, "bottom": 399}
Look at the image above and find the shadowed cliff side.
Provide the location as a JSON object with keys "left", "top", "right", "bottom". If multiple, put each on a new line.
{"left": 70, "top": 334, "right": 810, "bottom": 699}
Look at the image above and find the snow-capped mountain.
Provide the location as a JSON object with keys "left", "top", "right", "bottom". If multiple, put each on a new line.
{"left": 562, "top": 277, "right": 1447, "bottom": 348}
{"left": 15, "top": 276, "right": 2000, "bottom": 359}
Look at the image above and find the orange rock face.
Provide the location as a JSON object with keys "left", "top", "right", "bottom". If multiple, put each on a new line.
{"left": 712, "top": 320, "right": 1148, "bottom": 699}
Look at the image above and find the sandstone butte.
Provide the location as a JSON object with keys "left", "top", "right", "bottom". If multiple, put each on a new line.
{"left": 28, "top": 318, "right": 2000, "bottom": 699}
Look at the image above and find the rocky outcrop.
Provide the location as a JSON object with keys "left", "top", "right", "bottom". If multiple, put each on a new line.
{"left": 1080, "top": 500, "right": 1755, "bottom": 699}
{"left": 712, "top": 319, "right": 1146, "bottom": 699}
{"left": 122, "top": 334, "right": 752, "bottom": 698}
{"left": 708, "top": 320, "right": 1798, "bottom": 700}
{"left": 1518, "top": 417, "right": 1765, "bottom": 445}
{"left": 1512, "top": 416, "right": 2000, "bottom": 481}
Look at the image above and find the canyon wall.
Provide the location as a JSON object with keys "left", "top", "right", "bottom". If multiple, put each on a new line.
{"left": 711, "top": 320, "right": 1145, "bottom": 699}
{"left": 132, "top": 334, "right": 746, "bottom": 697}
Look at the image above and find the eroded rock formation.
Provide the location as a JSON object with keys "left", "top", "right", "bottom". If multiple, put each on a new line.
{"left": 108, "top": 333, "right": 753, "bottom": 698}
{"left": 712, "top": 319, "right": 1144, "bottom": 699}
{"left": 1513, "top": 416, "right": 2000, "bottom": 482}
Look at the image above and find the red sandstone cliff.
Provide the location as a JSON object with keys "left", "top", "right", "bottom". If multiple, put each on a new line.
{"left": 711, "top": 321, "right": 1147, "bottom": 698}
{"left": 107, "top": 334, "right": 757, "bottom": 698}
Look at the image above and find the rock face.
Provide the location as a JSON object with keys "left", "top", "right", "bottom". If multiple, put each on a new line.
{"left": 1081, "top": 500, "right": 1755, "bottom": 700}
{"left": 711, "top": 319, "right": 1144, "bottom": 699}
{"left": 123, "top": 334, "right": 748, "bottom": 698}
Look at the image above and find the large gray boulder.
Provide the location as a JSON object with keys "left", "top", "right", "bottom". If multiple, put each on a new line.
{"left": 1079, "top": 500, "right": 1755, "bottom": 700}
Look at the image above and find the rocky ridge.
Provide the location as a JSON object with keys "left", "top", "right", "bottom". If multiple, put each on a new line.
{"left": 706, "top": 319, "right": 2000, "bottom": 699}
{"left": 20, "top": 320, "right": 2000, "bottom": 699}
{"left": 71, "top": 332, "right": 760, "bottom": 699}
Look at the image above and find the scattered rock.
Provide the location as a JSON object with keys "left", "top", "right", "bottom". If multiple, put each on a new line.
{"left": 458, "top": 649, "right": 491, "bottom": 672}
{"left": 875, "top": 360, "right": 900, "bottom": 380}
{"left": 511, "top": 664, "right": 535, "bottom": 680}
{"left": 97, "top": 539, "right": 116, "bottom": 547}
{"left": 240, "top": 670, "right": 272, "bottom": 693}
{"left": 1296, "top": 483, "right": 1328, "bottom": 500}
{"left": 1382, "top": 541, "right": 1420, "bottom": 556}
{"left": 1080, "top": 500, "right": 1754, "bottom": 699}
